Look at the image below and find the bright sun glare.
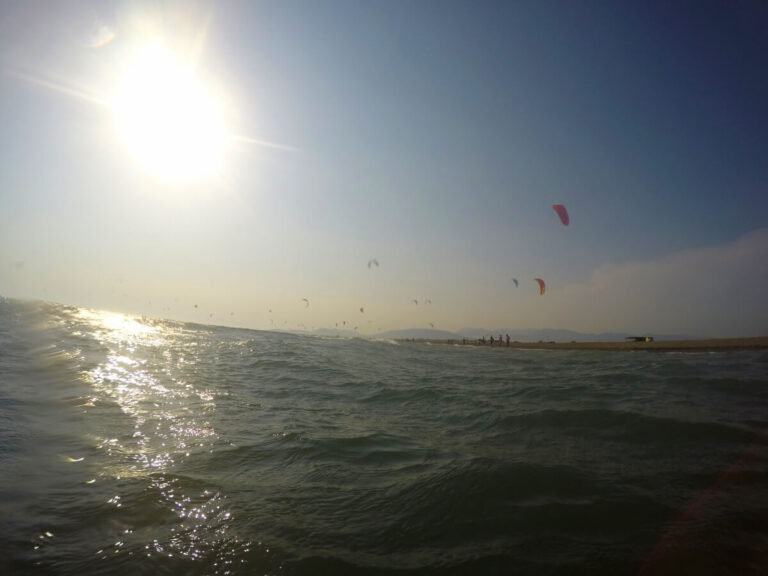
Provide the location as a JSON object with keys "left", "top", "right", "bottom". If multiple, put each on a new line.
{"left": 112, "top": 43, "right": 227, "bottom": 181}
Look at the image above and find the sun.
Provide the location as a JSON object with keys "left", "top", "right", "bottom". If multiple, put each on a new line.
{"left": 112, "top": 42, "right": 227, "bottom": 182}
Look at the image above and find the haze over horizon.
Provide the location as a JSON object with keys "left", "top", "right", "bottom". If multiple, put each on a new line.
{"left": 2, "top": 1, "right": 767, "bottom": 338}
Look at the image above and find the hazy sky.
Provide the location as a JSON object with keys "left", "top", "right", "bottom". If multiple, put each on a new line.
{"left": 1, "top": 0, "right": 767, "bottom": 337}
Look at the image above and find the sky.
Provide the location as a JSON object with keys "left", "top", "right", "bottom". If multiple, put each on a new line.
{"left": 1, "top": 0, "right": 767, "bottom": 337}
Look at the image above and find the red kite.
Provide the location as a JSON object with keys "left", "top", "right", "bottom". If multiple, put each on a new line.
{"left": 552, "top": 204, "right": 569, "bottom": 226}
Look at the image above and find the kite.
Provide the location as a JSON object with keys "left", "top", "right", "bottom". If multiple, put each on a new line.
{"left": 552, "top": 204, "right": 569, "bottom": 226}
{"left": 513, "top": 278, "right": 518, "bottom": 287}
{"left": 302, "top": 298, "right": 309, "bottom": 308}
{"left": 534, "top": 278, "right": 546, "bottom": 295}
{"left": 368, "top": 258, "right": 379, "bottom": 269}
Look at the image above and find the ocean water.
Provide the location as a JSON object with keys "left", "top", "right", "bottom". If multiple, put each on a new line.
{"left": 1, "top": 298, "right": 767, "bottom": 575}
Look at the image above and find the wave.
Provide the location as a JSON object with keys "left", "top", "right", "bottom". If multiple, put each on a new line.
{"left": 2, "top": 299, "right": 768, "bottom": 575}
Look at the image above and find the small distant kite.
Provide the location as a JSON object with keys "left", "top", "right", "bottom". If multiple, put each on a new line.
{"left": 302, "top": 298, "right": 309, "bottom": 308}
{"left": 512, "top": 278, "right": 518, "bottom": 287}
{"left": 424, "top": 299, "right": 432, "bottom": 305}
{"left": 552, "top": 204, "right": 569, "bottom": 226}
{"left": 359, "top": 307, "right": 364, "bottom": 313}
{"left": 413, "top": 299, "right": 418, "bottom": 305}
{"left": 368, "top": 258, "right": 379, "bottom": 269}
{"left": 534, "top": 278, "right": 546, "bottom": 295}
{"left": 429, "top": 322, "right": 434, "bottom": 328}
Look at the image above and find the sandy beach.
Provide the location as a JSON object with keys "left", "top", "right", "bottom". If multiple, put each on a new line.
{"left": 403, "top": 337, "right": 768, "bottom": 351}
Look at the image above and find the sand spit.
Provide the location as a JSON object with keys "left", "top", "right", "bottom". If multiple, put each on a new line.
{"left": 399, "top": 337, "right": 768, "bottom": 351}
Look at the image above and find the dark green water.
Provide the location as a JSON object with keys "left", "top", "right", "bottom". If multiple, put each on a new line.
{"left": 1, "top": 298, "right": 767, "bottom": 575}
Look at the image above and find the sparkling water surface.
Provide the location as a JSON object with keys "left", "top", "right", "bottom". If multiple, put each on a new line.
{"left": 1, "top": 298, "right": 767, "bottom": 575}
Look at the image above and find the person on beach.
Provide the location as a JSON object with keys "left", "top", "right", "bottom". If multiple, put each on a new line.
{"left": 490, "top": 336, "right": 495, "bottom": 345}
{"left": 506, "top": 334, "right": 510, "bottom": 346}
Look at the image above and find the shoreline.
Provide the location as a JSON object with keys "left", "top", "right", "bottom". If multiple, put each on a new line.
{"left": 396, "top": 337, "right": 768, "bottom": 351}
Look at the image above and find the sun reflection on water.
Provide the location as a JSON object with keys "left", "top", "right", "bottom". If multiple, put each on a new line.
{"left": 77, "top": 309, "right": 163, "bottom": 345}
{"left": 74, "top": 307, "right": 250, "bottom": 570}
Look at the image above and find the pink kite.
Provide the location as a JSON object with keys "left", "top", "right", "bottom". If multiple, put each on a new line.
{"left": 552, "top": 204, "right": 569, "bottom": 226}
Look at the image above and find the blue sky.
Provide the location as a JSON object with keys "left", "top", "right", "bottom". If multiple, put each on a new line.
{"left": 1, "top": 0, "right": 767, "bottom": 337}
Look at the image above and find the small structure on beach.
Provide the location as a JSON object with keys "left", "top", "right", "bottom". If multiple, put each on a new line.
{"left": 625, "top": 336, "right": 654, "bottom": 342}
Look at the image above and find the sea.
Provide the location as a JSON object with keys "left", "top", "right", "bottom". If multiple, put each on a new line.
{"left": 1, "top": 297, "right": 767, "bottom": 575}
